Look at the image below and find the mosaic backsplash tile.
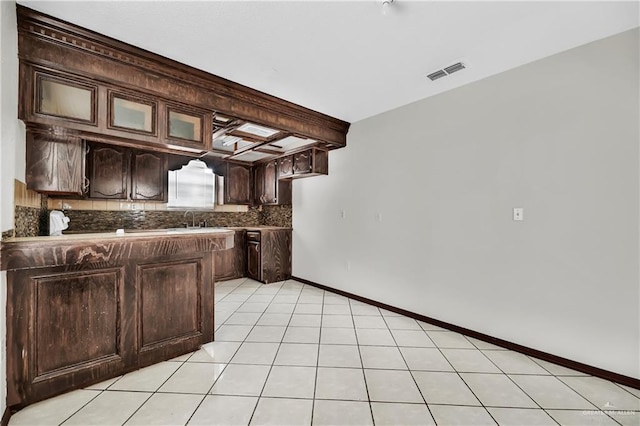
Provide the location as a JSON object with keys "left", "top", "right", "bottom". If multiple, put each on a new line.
{"left": 260, "top": 205, "right": 292, "bottom": 228}
{"left": 15, "top": 203, "right": 292, "bottom": 236}
{"left": 14, "top": 206, "right": 49, "bottom": 237}
{"left": 2, "top": 229, "right": 15, "bottom": 241}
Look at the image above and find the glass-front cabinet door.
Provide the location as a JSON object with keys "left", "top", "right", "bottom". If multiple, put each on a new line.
{"left": 109, "top": 92, "right": 156, "bottom": 135}
{"left": 36, "top": 73, "right": 96, "bottom": 124}
{"left": 167, "top": 107, "right": 203, "bottom": 143}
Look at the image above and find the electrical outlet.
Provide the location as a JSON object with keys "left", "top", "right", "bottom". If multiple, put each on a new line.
{"left": 376, "top": 212, "right": 383, "bottom": 222}
{"left": 513, "top": 207, "right": 524, "bottom": 221}
{"left": 346, "top": 260, "right": 351, "bottom": 271}
{"left": 340, "top": 210, "right": 346, "bottom": 219}
{"left": 131, "top": 203, "right": 137, "bottom": 211}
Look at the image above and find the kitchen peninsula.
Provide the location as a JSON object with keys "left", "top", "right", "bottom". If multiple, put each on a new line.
{"left": 1, "top": 228, "right": 234, "bottom": 408}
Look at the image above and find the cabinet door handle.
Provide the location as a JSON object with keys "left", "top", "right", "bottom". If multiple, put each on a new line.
{"left": 82, "top": 177, "right": 90, "bottom": 193}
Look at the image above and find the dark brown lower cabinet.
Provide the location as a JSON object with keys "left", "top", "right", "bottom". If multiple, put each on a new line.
{"left": 2, "top": 231, "right": 230, "bottom": 409}
{"left": 8, "top": 265, "right": 133, "bottom": 407}
{"left": 246, "top": 229, "right": 291, "bottom": 284}
{"left": 247, "top": 236, "right": 262, "bottom": 281}
{"left": 214, "top": 228, "right": 291, "bottom": 285}
{"left": 214, "top": 229, "right": 246, "bottom": 282}
{"left": 136, "top": 256, "right": 212, "bottom": 367}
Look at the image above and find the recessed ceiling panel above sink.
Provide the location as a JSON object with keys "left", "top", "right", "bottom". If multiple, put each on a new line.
{"left": 211, "top": 113, "right": 292, "bottom": 163}
{"left": 268, "top": 135, "right": 316, "bottom": 152}
{"left": 236, "top": 123, "right": 279, "bottom": 138}
{"left": 231, "top": 151, "right": 275, "bottom": 163}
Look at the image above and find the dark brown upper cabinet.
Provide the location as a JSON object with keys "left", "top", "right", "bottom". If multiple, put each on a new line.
{"left": 25, "top": 131, "right": 86, "bottom": 195}
{"left": 21, "top": 65, "right": 212, "bottom": 157}
{"left": 224, "top": 163, "right": 252, "bottom": 205}
{"left": 34, "top": 71, "right": 97, "bottom": 126}
{"left": 254, "top": 160, "right": 291, "bottom": 206}
{"left": 87, "top": 142, "right": 167, "bottom": 201}
{"left": 17, "top": 6, "right": 350, "bottom": 159}
{"left": 131, "top": 151, "right": 167, "bottom": 201}
{"left": 167, "top": 106, "right": 203, "bottom": 143}
{"left": 278, "top": 147, "right": 329, "bottom": 180}
{"left": 293, "top": 151, "right": 312, "bottom": 174}
{"left": 108, "top": 91, "right": 157, "bottom": 136}
{"left": 88, "top": 144, "right": 129, "bottom": 199}
{"left": 278, "top": 156, "right": 294, "bottom": 178}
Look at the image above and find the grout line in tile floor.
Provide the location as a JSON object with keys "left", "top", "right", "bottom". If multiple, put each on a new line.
{"left": 57, "top": 388, "right": 104, "bottom": 425}
{"left": 10, "top": 278, "right": 640, "bottom": 426}
{"left": 401, "top": 314, "right": 500, "bottom": 425}
{"left": 177, "top": 277, "right": 254, "bottom": 425}
{"left": 466, "top": 341, "right": 563, "bottom": 425}
{"left": 350, "top": 298, "right": 377, "bottom": 425}
{"left": 382, "top": 309, "right": 439, "bottom": 425}
{"left": 309, "top": 287, "right": 324, "bottom": 426}
{"left": 245, "top": 279, "right": 303, "bottom": 425}
{"left": 216, "top": 279, "right": 636, "bottom": 426}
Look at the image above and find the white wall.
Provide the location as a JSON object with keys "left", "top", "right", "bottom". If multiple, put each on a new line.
{"left": 294, "top": 28, "right": 640, "bottom": 379}
{"left": 1, "top": 0, "right": 23, "bottom": 414}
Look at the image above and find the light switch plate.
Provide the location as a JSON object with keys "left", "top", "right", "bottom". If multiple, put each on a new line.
{"left": 513, "top": 207, "right": 524, "bottom": 221}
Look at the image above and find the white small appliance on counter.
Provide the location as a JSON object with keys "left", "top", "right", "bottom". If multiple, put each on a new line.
{"left": 49, "top": 210, "right": 70, "bottom": 236}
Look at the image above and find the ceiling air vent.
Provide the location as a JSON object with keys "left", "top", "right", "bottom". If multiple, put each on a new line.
{"left": 427, "top": 61, "right": 467, "bottom": 81}
{"left": 427, "top": 70, "right": 447, "bottom": 81}
{"left": 443, "top": 62, "right": 465, "bottom": 74}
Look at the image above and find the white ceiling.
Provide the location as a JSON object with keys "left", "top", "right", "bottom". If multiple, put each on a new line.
{"left": 19, "top": 1, "right": 639, "bottom": 123}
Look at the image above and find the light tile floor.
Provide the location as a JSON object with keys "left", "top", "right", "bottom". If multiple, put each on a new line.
{"left": 9, "top": 278, "right": 640, "bottom": 426}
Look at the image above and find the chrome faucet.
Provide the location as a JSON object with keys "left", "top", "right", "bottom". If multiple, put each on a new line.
{"left": 184, "top": 210, "right": 196, "bottom": 228}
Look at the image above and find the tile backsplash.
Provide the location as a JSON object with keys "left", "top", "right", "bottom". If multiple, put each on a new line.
{"left": 13, "top": 180, "right": 49, "bottom": 237}
{"left": 14, "top": 183, "right": 292, "bottom": 236}
{"left": 14, "top": 179, "right": 43, "bottom": 209}
{"left": 15, "top": 205, "right": 48, "bottom": 237}
{"left": 64, "top": 208, "right": 263, "bottom": 233}
{"left": 47, "top": 198, "right": 251, "bottom": 213}
{"left": 261, "top": 205, "right": 293, "bottom": 227}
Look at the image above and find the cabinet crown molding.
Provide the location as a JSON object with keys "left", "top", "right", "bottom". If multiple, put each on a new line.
{"left": 16, "top": 4, "right": 350, "bottom": 146}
